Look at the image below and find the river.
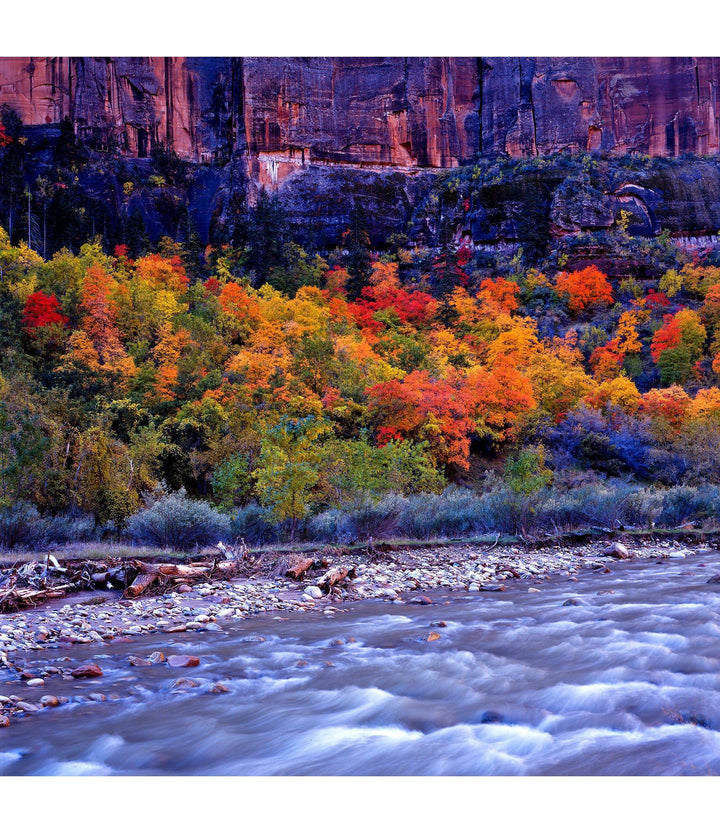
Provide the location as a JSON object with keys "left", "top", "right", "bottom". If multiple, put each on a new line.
{"left": 2, "top": 551, "right": 720, "bottom": 775}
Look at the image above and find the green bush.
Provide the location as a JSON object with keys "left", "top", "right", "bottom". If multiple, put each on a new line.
{"left": 0, "top": 502, "right": 43, "bottom": 549}
{"left": 229, "top": 502, "right": 277, "bottom": 545}
{"left": 125, "top": 490, "right": 231, "bottom": 550}
{"left": 656, "top": 486, "right": 720, "bottom": 528}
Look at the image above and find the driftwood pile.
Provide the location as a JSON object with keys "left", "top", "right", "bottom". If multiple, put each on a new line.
{"left": 0, "top": 543, "right": 359, "bottom": 612}
{"left": 281, "top": 550, "right": 357, "bottom": 596}
{"left": 0, "top": 543, "right": 254, "bottom": 613}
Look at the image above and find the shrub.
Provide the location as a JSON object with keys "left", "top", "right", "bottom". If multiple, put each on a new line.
{"left": 310, "top": 494, "right": 407, "bottom": 543}
{"left": 307, "top": 508, "right": 356, "bottom": 543}
{"left": 0, "top": 504, "right": 98, "bottom": 549}
{"left": 473, "top": 487, "right": 537, "bottom": 534}
{"left": 656, "top": 486, "right": 720, "bottom": 528}
{"left": 229, "top": 503, "right": 278, "bottom": 545}
{"left": 40, "top": 512, "right": 97, "bottom": 545}
{"left": 125, "top": 490, "right": 231, "bottom": 549}
{"left": 0, "top": 502, "right": 43, "bottom": 549}
{"left": 397, "top": 488, "right": 485, "bottom": 538}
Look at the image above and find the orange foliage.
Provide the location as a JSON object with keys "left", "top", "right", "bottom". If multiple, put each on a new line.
{"left": 477, "top": 278, "right": 520, "bottom": 314}
{"left": 219, "top": 282, "right": 260, "bottom": 322}
{"left": 465, "top": 360, "right": 536, "bottom": 442}
{"left": 639, "top": 386, "right": 692, "bottom": 431}
{"left": 585, "top": 377, "right": 641, "bottom": 413}
{"left": 367, "top": 370, "right": 475, "bottom": 468}
{"left": 689, "top": 387, "right": 720, "bottom": 421}
{"left": 589, "top": 338, "right": 624, "bottom": 381}
{"left": 555, "top": 266, "right": 614, "bottom": 314}
{"left": 650, "top": 313, "right": 682, "bottom": 362}
{"left": 79, "top": 265, "right": 136, "bottom": 382}
{"left": 134, "top": 253, "right": 189, "bottom": 293}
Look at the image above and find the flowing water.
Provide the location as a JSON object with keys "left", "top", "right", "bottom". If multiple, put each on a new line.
{"left": 3, "top": 552, "right": 720, "bottom": 775}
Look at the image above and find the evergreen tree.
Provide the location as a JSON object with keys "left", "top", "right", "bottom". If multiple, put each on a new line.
{"left": 343, "top": 204, "right": 372, "bottom": 300}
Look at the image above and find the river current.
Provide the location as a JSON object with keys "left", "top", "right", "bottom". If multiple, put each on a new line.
{"left": 2, "top": 551, "right": 720, "bottom": 775}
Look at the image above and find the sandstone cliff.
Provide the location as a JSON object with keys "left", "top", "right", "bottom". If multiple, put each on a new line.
{"left": 2, "top": 57, "right": 720, "bottom": 249}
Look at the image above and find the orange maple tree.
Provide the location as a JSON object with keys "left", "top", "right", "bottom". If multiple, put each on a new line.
{"left": 555, "top": 266, "right": 614, "bottom": 314}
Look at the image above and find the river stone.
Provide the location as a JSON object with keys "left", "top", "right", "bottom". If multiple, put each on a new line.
{"left": 16, "top": 701, "right": 40, "bottom": 712}
{"left": 171, "top": 678, "right": 199, "bottom": 689}
{"left": 71, "top": 663, "right": 103, "bottom": 678}
{"left": 26, "top": 678, "right": 44, "bottom": 686}
{"left": 668, "top": 550, "right": 687, "bottom": 559}
{"left": 129, "top": 656, "right": 153, "bottom": 667}
{"left": 39, "top": 695, "right": 60, "bottom": 707}
{"left": 706, "top": 574, "right": 720, "bottom": 584}
{"left": 603, "top": 542, "right": 630, "bottom": 559}
{"left": 0, "top": 715, "right": 9, "bottom": 727}
{"left": 148, "top": 652, "right": 165, "bottom": 664}
{"left": 304, "top": 586, "right": 323, "bottom": 599}
{"left": 167, "top": 655, "right": 200, "bottom": 668}
{"left": 209, "top": 682, "right": 230, "bottom": 694}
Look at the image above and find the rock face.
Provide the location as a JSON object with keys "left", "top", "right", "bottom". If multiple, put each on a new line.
{"left": 0, "top": 57, "right": 479, "bottom": 174}
{"left": 241, "top": 57, "right": 479, "bottom": 189}
{"left": 481, "top": 57, "right": 720, "bottom": 158}
{"left": 0, "top": 57, "right": 236, "bottom": 161}
{"left": 3, "top": 57, "right": 720, "bottom": 171}
{"left": 3, "top": 57, "right": 720, "bottom": 248}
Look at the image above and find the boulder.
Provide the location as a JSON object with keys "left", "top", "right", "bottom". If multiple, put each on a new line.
{"left": 70, "top": 663, "right": 103, "bottom": 678}
{"left": 167, "top": 655, "right": 200, "bottom": 668}
{"left": 602, "top": 542, "right": 630, "bottom": 560}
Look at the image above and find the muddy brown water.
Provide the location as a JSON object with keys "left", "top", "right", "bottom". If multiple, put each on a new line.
{"left": 3, "top": 554, "right": 720, "bottom": 775}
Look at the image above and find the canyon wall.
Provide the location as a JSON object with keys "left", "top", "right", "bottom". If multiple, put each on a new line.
{"left": 2, "top": 57, "right": 719, "bottom": 170}
{"left": 482, "top": 57, "right": 720, "bottom": 158}
{"left": 2, "top": 57, "right": 720, "bottom": 247}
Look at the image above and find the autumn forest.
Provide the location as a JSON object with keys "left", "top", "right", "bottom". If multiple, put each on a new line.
{"left": 4, "top": 108, "right": 720, "bottom": 549}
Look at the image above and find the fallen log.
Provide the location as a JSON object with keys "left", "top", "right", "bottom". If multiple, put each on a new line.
{"left": 286, "top": 557, "right": 317, "bottom": 581}
{"left": 124, "top": 572, "right": 158, "bottom": 598}
{"left": 135, "top": 561, "right": 210, "bottom": 579}
{"left": 0, "top": 583, "right": 75, "bottom": 613}
{"left": 211, "top": 561, "right": 241, "bottom": 579}
{"left": 285, "top": 556, "right": 329, "bottom": 581}
{"left": 317, "top": 565, "right": 356, "bottom": 595}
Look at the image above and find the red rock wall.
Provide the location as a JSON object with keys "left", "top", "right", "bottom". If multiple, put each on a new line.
{"left": 2, "top": 57, "right": 720, "bottom": 172}
{"left": 0, "top": 57, "right": 231, "bottom": 161}
{"left": 482, "top": 57, "right": 720, "bottom": 157}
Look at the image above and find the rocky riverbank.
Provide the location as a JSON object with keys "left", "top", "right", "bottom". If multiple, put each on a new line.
{"left": 0, "top": 537, "right": 706, "bottom": 657}
{"left": 0, "top": 537, "right": 711, "bottom": 730}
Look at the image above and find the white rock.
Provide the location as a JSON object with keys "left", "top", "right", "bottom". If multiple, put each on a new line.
{"left": 304, "top": 586, "right": 323, "bottom": 599}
